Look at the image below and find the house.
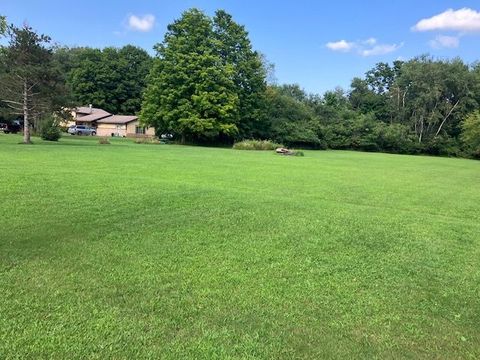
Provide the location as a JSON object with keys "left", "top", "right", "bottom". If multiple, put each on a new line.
{"left": 96, "top": 115, "right": 155, "bottom": 138}
{"left": 67, "top": 105, "right": 155, "bottom": 137}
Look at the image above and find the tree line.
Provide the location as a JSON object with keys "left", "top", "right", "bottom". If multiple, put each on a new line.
{"left": 1, "top": 9, "right": 479, "bottom": 158}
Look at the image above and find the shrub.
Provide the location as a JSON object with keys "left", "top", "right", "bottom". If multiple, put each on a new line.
{"left": 40, "top": 117, "right": 61, "bottom": 141}
{"left": 233, "top": 139, "right": 283, "bottom": 150}
{"left": 134, "top": 137, "right": 161, "bottom": 144}
{"left": 98, "top": 137, "right": 110, "bottom": 145}
{"left": 423, "top": 136, "right": 461, "bottom": 157}
{"left": 373, "top": 123, "right": 418, "bottom": 154}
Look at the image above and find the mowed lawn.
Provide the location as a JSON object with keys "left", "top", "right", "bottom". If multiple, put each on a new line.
{"left": 0, "top": 134, "right": 479, "bottom": 359}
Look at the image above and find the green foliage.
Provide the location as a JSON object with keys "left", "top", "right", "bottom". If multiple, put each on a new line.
{"left": 141, "top": 9, "right": 266, "bottom": 143}
{"left": 397, "top": 56, "right": 476, "bottom": 142}
{"left": 0, "top": 15, "right": 6, "bottom": 36}
{"left": 461, "top": 111, "right": 480, "bottom": 158}
{"left": 349, "top": 77, "right": 389, "bottom": 118}
{"left": 2, "top": 11, "right": 480, "bottom": 158}
{"left": 373, "top": 122, "right": 418, "bottom": 153}
{"left": 306, "top": 57, "right": 480, "bottom": 157}
{"left": 213, "top": 10, "right": 267, "bottom": 139}
{"left": 422, "top": 135, "right": 462, "bottom": 157}
{"left": 0, "top": 24, "right": 64, "bottom": 143}
{"left": 40, "top": 117, "right": 61, "bottom": 141}
{"left": 233, "top": 139, "right": 282, "bottom": 150}
{"left": 67, "top": 45, "right": 151, "bottom": 114}
{"left": 264, "top": 85, "right": 324, "bottom": 148}
{"left": 337, "top": 57, "right": 480, "bottom": 156}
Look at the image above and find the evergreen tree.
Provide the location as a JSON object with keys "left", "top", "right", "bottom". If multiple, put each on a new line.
{"left": 0, "top": 24, "right": 62, "bottom": 143}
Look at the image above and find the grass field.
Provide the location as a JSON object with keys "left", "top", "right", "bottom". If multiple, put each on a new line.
{"left": 1, "top": 134, "right": 479, "bottom": 359}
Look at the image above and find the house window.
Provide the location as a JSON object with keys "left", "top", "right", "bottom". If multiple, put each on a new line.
{"left": 135, "top": 126, "right": 145, "bottom": 135}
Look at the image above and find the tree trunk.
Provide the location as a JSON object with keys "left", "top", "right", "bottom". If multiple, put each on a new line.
{"left": 418, "top": 116, "right": 424, "bottom": 143}
{"left": 23, "top": 80, "right": 31, "bottom": 144}
{"left": 434, "top": 99, "right": 460, "bottom": 138}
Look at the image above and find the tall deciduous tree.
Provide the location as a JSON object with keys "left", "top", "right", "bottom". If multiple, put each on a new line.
{"left": 0, "top": 24, "right": 61, "bottom": 144}
{"left": 396, "top": 56, "right": 475, "bottom": 143}
{"left": 141, "top": 9, "right": 239, "bottom": 142}
{"left": 212, "top": 10, "right": 267, "bottom": 139}
{"left": 67, "top": 45, "right": 151, "bottom": 114}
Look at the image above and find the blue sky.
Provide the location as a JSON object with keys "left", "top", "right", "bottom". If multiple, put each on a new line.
{"left": 2, "top": 1, "right": 480, "bottom": 94}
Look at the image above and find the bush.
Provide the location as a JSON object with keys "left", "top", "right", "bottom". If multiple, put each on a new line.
{"left": 373, "top": 123, "right": 418, "bottom": 154}
{"left": 323, "top": 117, "right": 421, "bottom": 154}
{"left": 134, "top": 137, "right": 161, "bottom": 144}
{"left": 423, "top": 136, "right": 461, "bottom": 157}
{"left": 472, "top": 148, "right": 480, "bottom": 159}
{"left": 233, "top": 139, "right": 283, "bottom": 150}
{"left": 98, "top": 137, "right": 110, "bottom": 145}
{"left": 40, "top": 118, "right": 61, "bottom": 141}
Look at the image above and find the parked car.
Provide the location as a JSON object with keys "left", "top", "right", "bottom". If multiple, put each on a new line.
{"left": 68, "top": 125, "right": 96, "bottom": 136}
{"left": 0, "top": 121, "right": 21, "bottom": 134}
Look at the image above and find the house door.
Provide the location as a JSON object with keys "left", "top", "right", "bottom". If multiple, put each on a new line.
{"left": 116, "top": 125, "right": 125, "bottom": 137}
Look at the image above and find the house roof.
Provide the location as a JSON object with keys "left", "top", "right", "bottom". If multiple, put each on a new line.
{"left": 76, "top": 106, "right": 110, "bottom": 116}
{"left": 97, "top": 115, "right": 138, "bottom": 124}
{"left": 73, "top": 106, "right": 138, "bottom": 124}
{"left": 75, "top": 113, "right": 112, "bottom": 122}
{"left": 75, "top": 106, "right": 111, "bottom": 122}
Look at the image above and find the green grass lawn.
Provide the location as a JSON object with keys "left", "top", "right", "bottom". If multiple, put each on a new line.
{"left": 1, "top": 134, "right": 479, "bottom": 359}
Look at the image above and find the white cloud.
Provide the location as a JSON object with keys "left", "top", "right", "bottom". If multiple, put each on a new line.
{"left": 413, "top": 8, "right": 480, "bottom": 32}
{"left": 429, "top": 35, "right": 460, "bottom": 49}
{"left": 127, "top": 14, "right": 155, "bottom": 32}
{"left": 326, "top": 40, "right": 355, "bottom": 52}
{"left": 360, "top": 42, "right": 404, "bottom": 57}
{"left": 326, "top": 38, "right": 402, "bottom": 57}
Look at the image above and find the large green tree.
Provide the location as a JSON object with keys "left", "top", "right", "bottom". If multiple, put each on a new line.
{"left": 264, "top": 85, "right": 322, "bottom": 148}
{"left": 396, "top": 56, "right": 476, "bottom": 143}
{"left": 67, "top": 45, "right": 151, "bottom": 114}
{"left": 141, "top": 9, "right": 239, "bottom": 142}
{"left": 349, "top": 77, "right": 380, "bottom": 114}
{"left": 349, "top": 61, "right": 404, "bottom": 123}
{"left": 0, "top": 24, "right": 63, "bottom": 143}
{"left": 347, "top": 57, "right": 479, "bottom": 153}
{"left": 212, "top": 10, "right": 267, "bottom": 139}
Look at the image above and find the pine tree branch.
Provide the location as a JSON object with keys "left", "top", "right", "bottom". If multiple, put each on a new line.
{"left": 1, "top": 99, "right": 23, "bottom": 106}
